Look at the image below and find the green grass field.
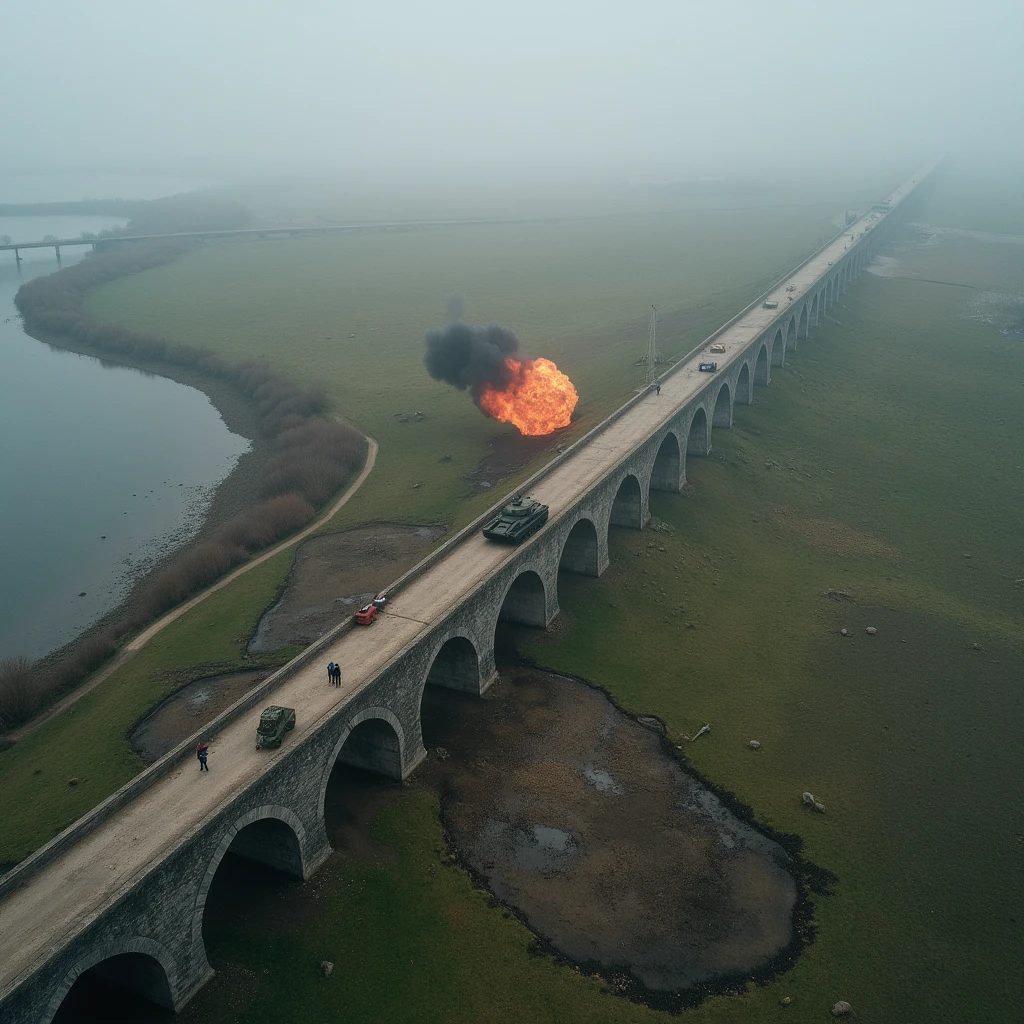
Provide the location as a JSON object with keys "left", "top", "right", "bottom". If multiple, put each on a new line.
{"left": 172, "top": 240, "right": 1023, "bottom": 1024}
{"left": 2, "top": 194, "right": 863, "bottom": 862}
{"left": 5, "top": 170, "right": 1021, "bottom": 1020}
{"left": 86, "top": 205, "right": 847, "bottom": 530}
{"left": 162, "top": 235, "right": 1024, "bottom": 1024}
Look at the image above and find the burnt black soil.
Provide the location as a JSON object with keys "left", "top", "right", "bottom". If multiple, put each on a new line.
{"left": 465, "top": 426, "right": 573, "bottom": 490}
{"left": 418, "top": 667, "right": 797, "bottom": 994}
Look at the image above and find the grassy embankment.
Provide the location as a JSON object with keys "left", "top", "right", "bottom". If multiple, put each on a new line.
{"left": 0, "top": 199, "right": 852, "bottom": 864}
{"left": 176, "top": 240, "right": 1023, "bottom": 1023}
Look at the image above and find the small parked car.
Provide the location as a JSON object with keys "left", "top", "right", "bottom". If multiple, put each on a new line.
{"left": 355, "top": 591, "right": 387, "bottom": 625}
{"left": 709, "top": 343, "right": 726, "bottom": 354}
{"left": 762, "top": 300, "right": 779, "bottom": 309}
{"left": 698, "top": 361, "right": 718, "bottom": 372}
{"left": 256, "top": 706, "right": 295, "bottom": 749}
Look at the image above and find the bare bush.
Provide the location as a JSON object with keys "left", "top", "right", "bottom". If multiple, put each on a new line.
{"left": 0, "top": 657, "right": 40, "bottom": 730}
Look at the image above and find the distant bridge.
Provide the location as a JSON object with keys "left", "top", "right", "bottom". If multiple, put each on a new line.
{"left": 0, "top": 217, "right": 538, "bottom": 262}
{"left": 0, "top": 165, "right": 933, "bottom": 1022}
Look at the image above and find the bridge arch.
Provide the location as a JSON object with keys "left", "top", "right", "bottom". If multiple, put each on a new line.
{"left": 650, "top": 431, "right": 682, "bottom": 493}
{"left": 785, "top": 316, "right": 797, "bottom": 352}
{"left": 810, "top": 292, "right": 819, "bottom": 327}
{"left": 496, "top": 567, "right": 549, "bottom": 629}
{"left": 770, "top": 327, "right": 785, "bottom": 367}
{"left": 46, "top": 938, "right": 178, "bottom": 1022}
{"left": 686, "top": 406, "right": 710, "bottom": 457}
{"left": 424, "top": 634, "right": 482, "bottom": 694}
{"left": 609, "top": 473, "right": 644, "bottom": 529}
{"left": 712, "top": 381, "right": 733, "bottom": 429}
{"left": 559, "top": 516, "right": 601, "bottom": 576}
{"left": 321, "top": 708, "right": 407, "bottom": 787}
{"left": 798, "top": 303, "right": 809, "bottom": 338}
{"left": 735, "top": 361, "right": 752, "bottom": 404}
{"left": 754, "top": 342, "right": 770, "bottom": 386}
{"left": 192, "top": 805, "right": 309, "bottom": 959}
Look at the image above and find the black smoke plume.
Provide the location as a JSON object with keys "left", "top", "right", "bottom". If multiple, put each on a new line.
{"left": 424, "top": 319, "right": 520, "bottom": 404}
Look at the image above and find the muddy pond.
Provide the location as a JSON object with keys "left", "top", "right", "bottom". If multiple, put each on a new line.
{"left": 418, "top": 667, "right": 797, "bottom": 994}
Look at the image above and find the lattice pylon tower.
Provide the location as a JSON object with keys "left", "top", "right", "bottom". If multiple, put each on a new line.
{"left": 645, "top": 304, "right": 659, "bottom": 386}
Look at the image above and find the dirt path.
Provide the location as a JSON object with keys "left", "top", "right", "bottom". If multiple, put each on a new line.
{"left": 7, "top": 436, "right": 378, "bottom": 743}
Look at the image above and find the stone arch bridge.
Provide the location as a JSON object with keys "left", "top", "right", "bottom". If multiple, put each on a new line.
{"left": 0, "top": 166, "right": 932, "bottom": 1022}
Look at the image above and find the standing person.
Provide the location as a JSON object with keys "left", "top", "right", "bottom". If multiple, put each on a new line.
{"left": 197, "top": 741, "right": 209, "bottom": 772}
{"left": 327, "top": 662, "right": 335, "bottom": 686}
{"left": 655, "top": 383, "right": 661, "bottom": 396}
{"left": 333, "top": 663, "right": 342, "bottom": 687}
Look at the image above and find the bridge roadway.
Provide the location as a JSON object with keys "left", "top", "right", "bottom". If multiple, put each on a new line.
{"left": 0, "top": 165, "right": 930, "bottom": 1010}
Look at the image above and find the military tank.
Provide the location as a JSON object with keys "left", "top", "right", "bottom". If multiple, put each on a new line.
{"left": 256, "top": 705, "right": 296, "bottom": 749}
{"left": 482, "top": 495, "right": 549, "bottom": 544}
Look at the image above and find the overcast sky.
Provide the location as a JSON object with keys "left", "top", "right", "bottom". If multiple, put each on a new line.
{"left": 3, "top": 0, "right": 1021, "bottom": 180}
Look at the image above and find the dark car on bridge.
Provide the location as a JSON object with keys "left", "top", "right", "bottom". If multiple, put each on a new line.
{"left": 483, "top": 495, "right": 549, "bottom": 544}
{"left": 698, "top": 361, "right": 718, "bottom": 372}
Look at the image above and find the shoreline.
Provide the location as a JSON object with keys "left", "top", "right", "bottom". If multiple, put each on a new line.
{"left": 10, "top": 322, "right": 273, "bottom": 679}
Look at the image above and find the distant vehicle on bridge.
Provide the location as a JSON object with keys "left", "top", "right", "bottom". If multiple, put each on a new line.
{"left": 762, "top": 300, "right": 779, "bottom": 309}
{"left": 698, "top": 361, "right": 718, "bottom": 373}
{"left": 483, "top": 495, "right": 549, "bottom": 544}
{"left": 256, "top": 706, "right": 295, "bottom": 749}
{"left": 355, "top": 592, "right": 388, "bottom": 625}
{"left": 709, "top": 343, "right": 726, "bottom": 354}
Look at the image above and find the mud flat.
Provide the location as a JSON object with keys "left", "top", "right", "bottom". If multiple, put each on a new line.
{"left": 419, "top": 666, "right": 798, "bottom": 997}
{"left": 248, "top": 523, "right": 445, "bottom": 653}
{"left": 130, "top": 669, "right": 268, "bottom": 762}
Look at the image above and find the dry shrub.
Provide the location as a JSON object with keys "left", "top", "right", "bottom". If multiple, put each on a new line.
{"left": 0, "top": 657, "right": 41, "bottom": 730}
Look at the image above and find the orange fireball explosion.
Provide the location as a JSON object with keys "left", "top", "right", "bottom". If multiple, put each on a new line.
{"left": 478, "top": 357, "right": 578, "bottom": 436}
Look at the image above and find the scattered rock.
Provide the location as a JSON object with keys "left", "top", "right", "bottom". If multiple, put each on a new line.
{"left": 435, "top": 746, "right": 449, "bottom": 760}
{"left": 78, "top": 592, "right": 87, "bottom": 597}
{"left": 831, "top": 1001, "right": 852, "bottom": 1016}
{"left": 813, "top": 800, "right": 826, "bottom": 814}
{"left": 865, "top": 626, "right": 877, "bottom": 635}
{"left": 822, "top": 589, "right": 855, "bottom": 602}
{"left": 412, "top": 482, "right": 422, "bottom": 489}
{"left": 779, "top": 995, "right": 792, "bottom": 1006}
{"left": 685, "top": 621, "right": 695, "bottom": 629}
{"left": 690, "top": 723, "right": 711, "bottom": 742}
{"left": 748, "top": 740, "right": 761, "bottom": 750}
{"left": 840, "top": 628, "right": 849, "bottom": 637}
{"left": 319, "top": 961, "right": 334, "bottom": 978}
{"left": 438, "top": 454, "right": 452, "bottom": 463}
{"left": 972, "top": 642, "right": 981, "bottom": 651}
{"left": 68, "top": 778, "right": 80, "bottom": 787}
{"left": 802, "top": 791, "right": 815, "bottom": 807}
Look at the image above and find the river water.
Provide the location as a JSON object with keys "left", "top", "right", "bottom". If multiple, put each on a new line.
{"left": 0, "top": 212, "right": 250, "bottom": 661}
